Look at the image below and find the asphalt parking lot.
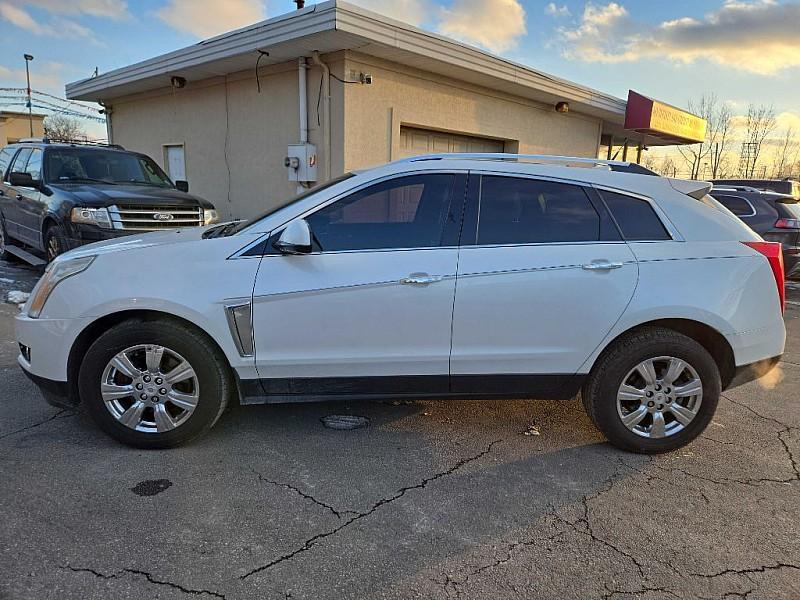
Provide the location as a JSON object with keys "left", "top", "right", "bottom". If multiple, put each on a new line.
{"left": 1, "top": 261, "right": 799, "bottom": 600}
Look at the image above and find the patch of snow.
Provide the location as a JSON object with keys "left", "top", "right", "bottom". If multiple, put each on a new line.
{"left": 0, "top": 277, "right": 14, "bottom": 284}
{"left": 6, "top": 290, "right": 30, "bottom": 305}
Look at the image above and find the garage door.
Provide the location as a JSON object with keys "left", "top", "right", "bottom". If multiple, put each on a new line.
{"left": 398, "top": 127, "right": 505, "bottom": 158}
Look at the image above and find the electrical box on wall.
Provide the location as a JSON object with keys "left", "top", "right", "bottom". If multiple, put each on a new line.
{"left": 285, "top": 143, "right": 317, "bottom": 183}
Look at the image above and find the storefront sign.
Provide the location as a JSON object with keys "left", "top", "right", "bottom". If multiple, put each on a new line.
{"left": 624, "top": 90, "right": 706, "bottom": 144}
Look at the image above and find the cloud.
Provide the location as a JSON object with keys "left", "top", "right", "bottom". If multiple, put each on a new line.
{"left": 545, "top": 3, "right": 570, "bottom": 17}
{"left": 347, "top": 0, "right": 427, "bottom": 26}
{"left": 557, "top": 0, "right": 800, "bottom": 75}
{"left": 24, "top": 0, "right": 130, "bottom": 20}
{"left": 438, "top": 0, "right": 526, "bottom": 53}
{"left": 0, "top": 60, "right": 77, "bottom": 96}
{"left": 155, "top": 0, "right": 266, "bottom": 38}
{"left": 0, "top": 2, "right": 96, "bottom": 40}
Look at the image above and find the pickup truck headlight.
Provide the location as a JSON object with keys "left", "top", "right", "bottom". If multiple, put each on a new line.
{"left": 204, "top": 209, "right": 219, "bottom": 225}
{"left": 27, "top": 256, "right": 96, "bottom": 319}
{"left": 71, "top": 207, "right": 112, "bottom": 229}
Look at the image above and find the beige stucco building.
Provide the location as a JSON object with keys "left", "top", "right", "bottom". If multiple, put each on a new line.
{"left": 0, "top": 111, "right": 45, "bottom": 147}
{"left": 66, "top": 1, "right": 698, "bottom": 220}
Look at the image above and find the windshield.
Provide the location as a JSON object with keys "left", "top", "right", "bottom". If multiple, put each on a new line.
{"left": 45, "top": 148, "right": 173, "bottom": 187}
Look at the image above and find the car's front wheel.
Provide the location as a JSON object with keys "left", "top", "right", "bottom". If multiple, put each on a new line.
{"left": 79, "top": 318, "right": 232, "bottom": 448}
{"left": 582, "top": 327, "right": 720, "bottom": 454}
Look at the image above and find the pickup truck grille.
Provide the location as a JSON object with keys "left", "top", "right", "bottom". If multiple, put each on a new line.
{"left": 108, "top": 205, "right": 204, "bottom": 231}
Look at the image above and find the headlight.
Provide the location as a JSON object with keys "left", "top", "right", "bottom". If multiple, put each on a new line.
{"left": 71, "top": 207, "right": 112, "bottom": 228}
{"left": 204, "top": 209, "right": 219, "bottom": 225}
{"left": 27, "top": 256, "right": 96, "bottom": 319}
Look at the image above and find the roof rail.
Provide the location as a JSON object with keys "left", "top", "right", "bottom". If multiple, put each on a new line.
{"left": 47, "top": 138, "right": 125, "bottom": 150}
{"left": 396, "top": 153, "right": 631, "bottom": 170}
{"left": 712, "top": 185, "right": 761, "bottom": 193}
{"left": 17, "top": 137, "right": 48, "bottom": 143}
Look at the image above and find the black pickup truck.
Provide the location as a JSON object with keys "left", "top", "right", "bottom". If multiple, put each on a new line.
{"left": 0, "top": 140, "right": 218, "bottom": 263}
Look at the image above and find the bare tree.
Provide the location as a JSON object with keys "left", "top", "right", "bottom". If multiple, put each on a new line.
{"left": 739, "top": 104, "right": 776, "bottom": 178}
{"left": 43, "top": 114, "right": 87, "bottom": 141}
{"left": 771, "top": 128, "right": 799, "bottom": 178}
{"left": 677, "top": 94, "right": 733, "bottom": 180}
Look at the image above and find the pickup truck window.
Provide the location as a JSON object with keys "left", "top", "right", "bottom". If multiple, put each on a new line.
{"left": 45, "top": 148, "right": 172, "bottom": 187}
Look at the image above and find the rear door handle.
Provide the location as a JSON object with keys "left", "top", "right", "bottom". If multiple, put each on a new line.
{"left": 401, "top": 273, "right": 444, "bottom": 285}
{"left": 582, "top": 261, "right": 624, "bottom": 271}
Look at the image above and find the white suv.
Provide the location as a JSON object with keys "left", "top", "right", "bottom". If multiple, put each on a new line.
{"left": 15, "top": 154, "right": 786, "bottom": 453}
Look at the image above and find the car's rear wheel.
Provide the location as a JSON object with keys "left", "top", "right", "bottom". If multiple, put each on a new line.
{"left": 582, "top": 327, "right": 720, "bottom": 454}
{"left": 44, "top": 223, "right": 69, "bottom": 262}
{"left": 79, "top": 318, "right": 232, "bottom": 448}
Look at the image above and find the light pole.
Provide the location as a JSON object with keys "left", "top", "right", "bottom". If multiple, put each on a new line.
{"left": 23, "top": 54, "right": 34, "bottom": 137}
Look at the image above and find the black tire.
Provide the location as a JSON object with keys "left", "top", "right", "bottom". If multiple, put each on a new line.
{"left": 78, "top": 318, "right": 233, "bottom": 449}
{"left": 582, "top": 327, "right": 720, "bottom": 454}
{"left": 0, "top": 213, "right": 13, "bottom": 262}
{"left": 44, "top": 223, "right": 68, "bottom": 262}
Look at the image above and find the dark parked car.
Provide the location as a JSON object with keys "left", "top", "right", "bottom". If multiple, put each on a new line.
{"left": 0, "top": 139, "right": 218, "bottom": 262}
{"left": 711, "top": 185, "right": 800, "bottom": 278}
{"left": 712, "top": 178, "right": 800, "bottom": 200}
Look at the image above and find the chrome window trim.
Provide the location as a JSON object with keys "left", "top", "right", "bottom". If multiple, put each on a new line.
{"left": 714, "top": 194, "right": 757, "bottom": 218}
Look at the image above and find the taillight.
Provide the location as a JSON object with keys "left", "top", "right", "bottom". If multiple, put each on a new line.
{"left": 775, "top": 218, "right": 800, "bottom": 229}
{"left": 743, "top": 241, "right": 785, "bottom": 313}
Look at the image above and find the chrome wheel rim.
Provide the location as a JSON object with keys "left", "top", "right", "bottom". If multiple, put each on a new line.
{"left": 101, "top": 344, "right": 199, "bottom": 433}
{"left": 616, "top": 356, "right": 703, "bottom": 439}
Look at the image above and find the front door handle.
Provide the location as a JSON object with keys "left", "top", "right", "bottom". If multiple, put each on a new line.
{"left": 401, "top": 273, "right": 444, "bottom": 285}
{"left": 582, "top": 260, "right": 624, "bottom": 271}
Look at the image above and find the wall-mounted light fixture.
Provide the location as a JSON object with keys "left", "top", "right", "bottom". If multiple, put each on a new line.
{"left": 555, "top": 101, "right": 570, "bottom": 114}
{"left": 170, "top": 76, "right": 187, "bottom": 89}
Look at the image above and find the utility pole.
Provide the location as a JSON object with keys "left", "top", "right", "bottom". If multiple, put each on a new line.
{"left": 23, "top": 54, "right": 34, "bottom": 137}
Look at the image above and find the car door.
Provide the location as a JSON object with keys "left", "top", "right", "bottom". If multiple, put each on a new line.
{"left": 251, "top": 172, "right": 466, "bottom": 398}
{"left": 15, "top": 148, "right": 45, "bottom": 248}
{"left": 0, "top": 146, "right": 18, "bottom": 238}
{"left": 450, "top": 173, "right": 638, "bottom": 394}
{"left": 3, "top": 147, "right": 33, "bottom": 242}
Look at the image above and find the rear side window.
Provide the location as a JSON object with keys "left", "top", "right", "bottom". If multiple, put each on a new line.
{"left": 477, "top": 176, "right": 600, "bottom": 245}
{"left": 0, "top": 147, "right": 15, "bottom": 178}
{"left": 714, "top": 194, "right": 755, "bottom": 217}
{"left": 599, "top": 190, "right": 671, "bottom": 241}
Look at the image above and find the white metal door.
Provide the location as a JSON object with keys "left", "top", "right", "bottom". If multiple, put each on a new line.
{"left": 164, "top": 145, "right": 186, "bottom": 181}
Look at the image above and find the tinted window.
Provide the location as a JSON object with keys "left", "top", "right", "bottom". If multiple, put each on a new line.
{"left": 477, "top": 176, "right": 600, "bottom": 245}
{"left": 24, "top": 149, "right": 42, "bottom": 180}
{"left": 600, "top": 190, "right": 671, "bottom": 240}
{"left": 0, "top": 147, "right": 15, "bottom": 178}
{"left": 715, "top": 194, "right": 754, "bottom": 217}
{"left": 306, "top": 174, "right": 454, "bottom": 251}
{"left": 9, "top": 148, "right": 32, "bottom": 174}
{"left": 44, "top": 149, "right": 172, "bottom": 187}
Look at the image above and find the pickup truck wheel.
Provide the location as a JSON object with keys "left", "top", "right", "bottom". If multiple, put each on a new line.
{"left": 582, "top": 327, "right": 720, "bottom": 454}
{"left": 44, "top": 223, "right": 68, "bottom": 262}
{"left": 79, "top": 319, "right": 232, "bottom": 449}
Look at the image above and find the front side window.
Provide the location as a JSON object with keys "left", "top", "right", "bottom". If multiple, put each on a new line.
{"left": 9, "top": 148, "right": 32, "bottom": 174}
{"left": 306, "top": 174, "right": 455, "bottom": 251}
{"left": 599, "top": 190, "right": 671, "bottom": 240}
{"left": 45, "top": 149, "right": 172, "bottom": 187}
{"left": 477, "top": 176, "right": 600, "bottom": 245}
{"left": 714, "top": 194, "right": 755, "bottom": 217}
{"left": 24, "top": 149, "right": 42, "bottom": 180}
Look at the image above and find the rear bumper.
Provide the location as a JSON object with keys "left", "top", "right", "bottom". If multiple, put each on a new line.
{"left": 726, "top": 355, "right": 783, "bottom": 389}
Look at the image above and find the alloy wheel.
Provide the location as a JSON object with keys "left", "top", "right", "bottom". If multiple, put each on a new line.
{"left": 46, "top": 236, "right": 60, "bottom": 262}
{"left": 100, "top": 344, "right": 200, "bottom": 433}
{"left": 616, "top": 356, "right": 703, "bottom": 439}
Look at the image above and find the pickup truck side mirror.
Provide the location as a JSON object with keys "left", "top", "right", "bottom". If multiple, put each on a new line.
{"left": 9, "top": 171, "right": 37, "bottom": 189}
{"left": 274, "top": 219, "right": 312, "bottom": 255}
{"left": 175, "top": 180, "right": 189, "bottom": 192}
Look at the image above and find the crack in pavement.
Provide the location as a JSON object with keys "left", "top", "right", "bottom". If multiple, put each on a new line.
{"left": 60, "top": 565, "right": 227, "bottom": 599}
{"left": 688, "top": 562, "right": 800, "bottom": 579}
{"left": 0, "top": 409, "right": 74, "bottom": 441}
{"left": 253, "top": 470, "right": 354, "bottom": 519}
{"left": 239, "top": 440, "right": 502, "bottom": 581}
{"left": 601, "top": 583, "right": 681, "bottom": 599}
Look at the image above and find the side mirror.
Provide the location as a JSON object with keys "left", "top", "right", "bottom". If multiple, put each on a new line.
{"left": 274, "top": 219, "right": 312, "bottom": 255}
{"left": 9, "top": 171, "right": 37, "bottom": 189}
{"left": 175, "top": 180, "right": 189, "bottom": 192}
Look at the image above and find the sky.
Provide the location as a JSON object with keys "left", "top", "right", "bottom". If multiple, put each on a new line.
{"left": 1, "top": 0, "right": 799, "bottom": 150}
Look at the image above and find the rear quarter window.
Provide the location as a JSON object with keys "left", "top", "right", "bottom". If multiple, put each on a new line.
{"left": 714, "top": 194, "right": 755, "bottom": 217}
{"left": 598, "top": 190, "right": 671, "bottom": 241}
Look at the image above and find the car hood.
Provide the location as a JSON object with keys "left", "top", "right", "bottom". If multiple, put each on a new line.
{"left": 48, "top": 183, "right": 214, "bottom": 209}
{"left": 61, "top": 226, "right": 214, "bottom": 260}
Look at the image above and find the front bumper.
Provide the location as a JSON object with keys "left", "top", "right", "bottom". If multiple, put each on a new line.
{"left": 19, "top": 364, "right": 77, "bottom": 408}
{"left": 64, "top": 223, "right": 135, "bottom": 251}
